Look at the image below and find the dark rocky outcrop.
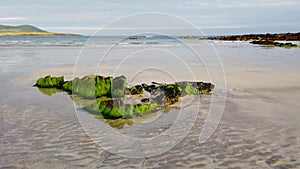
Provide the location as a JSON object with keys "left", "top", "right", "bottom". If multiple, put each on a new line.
{"left": 250, "top": 40, "right": 298, "bottom": 48}
{"left": 207, "top": 32, "right": 300, "bottom": 41}
{"left": 184, "top": 32, "right": 300, "bottom": 48}
{"left": 126, "top": 85, "right": 144, "bottom": 95}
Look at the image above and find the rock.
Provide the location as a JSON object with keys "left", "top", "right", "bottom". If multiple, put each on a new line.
{"left": 141, "top": 98, "right": 153, "bottom": 103}
{"left": 151, "top": 83, "right": 182, "bottom": 106}
{"left": 207, "top": 32, "right": 300, "bottom": 41}
{"left": 111, "top": 75, "right": 127, "bottom": 98}
{"left": 61, "top": 75, "right": 125, "bottom": 98}
{"left": 35, "top": 75, "right": 64, "bottom": 88}
{"left": 250, "top": 40, "right": 276, "bottom": 45}
{"left": 250, "top": 40, "right": 298, "bottom": 48}
{"left": 126, "top": 85, "right": 144, "bottom": 95}
{"left": 35, "top": 74, "right": 214, "bottom": 120}
{"left": 94, "top": 75, "right": 113, "bottom": 97}
{"left": 62, "top": 80, "right": 72, "bottom": 93}
{"left": 274, "top": 42, "right": 298, "bottom": 48}
{"left": 176, "top": 81, "right": 215, "bottom": 96}
{"left": 142, "top": 83, "right": 156, "bottom": 93}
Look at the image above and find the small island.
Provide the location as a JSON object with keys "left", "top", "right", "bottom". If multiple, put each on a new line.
{"left": 0, "top": 24, "right": 79, "bottom": 36}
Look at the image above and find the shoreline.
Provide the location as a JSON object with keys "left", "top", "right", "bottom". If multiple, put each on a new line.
{"left": 0, "top": 32, "right": 80, "bottom": 36}
{"left": 180, "top": 32, "right": 300, "bottom": 41}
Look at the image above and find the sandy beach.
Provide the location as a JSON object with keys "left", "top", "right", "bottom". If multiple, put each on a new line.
{"left": 1, "top": 41, "right": 300, "bottom": 169}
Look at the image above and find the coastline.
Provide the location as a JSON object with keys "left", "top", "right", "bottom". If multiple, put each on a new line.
{"left": 0, "top": 32, "right": 80, "bottom": 36}
{"left": 180, "top": 32, "right": 300, "bottom": 41}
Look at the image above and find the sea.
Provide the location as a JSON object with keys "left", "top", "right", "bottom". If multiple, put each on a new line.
{"left": 1, "top": 35, "right": 300, "bottom": 73}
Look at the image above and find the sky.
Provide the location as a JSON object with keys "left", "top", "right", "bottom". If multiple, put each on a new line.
{"left": 0, "top": 0, "right": 299, "bottom": 35}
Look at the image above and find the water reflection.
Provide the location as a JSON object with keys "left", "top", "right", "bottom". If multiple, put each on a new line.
{"left": 37, "top": 88, "right": 172, "bottom": 129}
{"left": 38, "top": 87, "right": 63, "bottom": 96}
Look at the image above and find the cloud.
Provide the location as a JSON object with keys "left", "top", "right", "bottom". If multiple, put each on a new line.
{"left": 0, "top": 17, "right": 27, "bottom": 21}
{"left": 176, "top": 0, "right": 300, "bottom": 9}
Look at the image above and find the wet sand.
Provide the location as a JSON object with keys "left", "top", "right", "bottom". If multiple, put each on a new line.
{"left": 1, "top": 60, "right": 300, "bottom": 169}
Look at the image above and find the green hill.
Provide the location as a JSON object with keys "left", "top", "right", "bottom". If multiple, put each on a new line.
{"left": 0, "top": 24, "right": 47, "bottom": 33}
{"left": 0, "top": 24, "right": 79, "bottom": 36}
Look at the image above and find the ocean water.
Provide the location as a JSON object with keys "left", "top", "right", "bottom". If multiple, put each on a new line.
{"left": 1, "top": 35, "right": 299, "bottom": 77}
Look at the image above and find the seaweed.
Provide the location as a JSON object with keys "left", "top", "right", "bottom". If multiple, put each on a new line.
{"left": 34, "top": 74, "right": 214, "bottom": 121}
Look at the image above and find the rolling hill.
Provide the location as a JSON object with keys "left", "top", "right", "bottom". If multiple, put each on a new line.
{"left": 0, "top": 24, "right": 79, "bottom": 36}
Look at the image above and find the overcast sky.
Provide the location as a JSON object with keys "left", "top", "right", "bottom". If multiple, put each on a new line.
{"left": 0, "top": 0, "right": 299, "bottom": 35}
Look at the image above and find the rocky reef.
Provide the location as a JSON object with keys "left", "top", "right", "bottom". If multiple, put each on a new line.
{"left": 34, "top": 75, "right": 214, "bottom": 121}
{"left": 250, "top": 40, "right": 298, "bottom": 48}
{"left": 181, "top": 32, "right": 300, "bottom": 48}
{"left": 207, "top": 32, "right": 300, "bottom": 41}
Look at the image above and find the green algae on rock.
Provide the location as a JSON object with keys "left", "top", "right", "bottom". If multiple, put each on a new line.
{"left": 36, "top": 75, "right": 126, "bottom": 98}
{"left": 35, "top": 75, "right": 64, "bottom": 88}
{"left": 34, "top": 74, "right": 214, "bottom": 121}
{"left": 126, "top": 85, "right": 144, "bottom": 95}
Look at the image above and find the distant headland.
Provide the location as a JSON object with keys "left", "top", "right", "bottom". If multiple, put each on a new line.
{"left": 0, "top": 24, "right": 80, "bottom": 36}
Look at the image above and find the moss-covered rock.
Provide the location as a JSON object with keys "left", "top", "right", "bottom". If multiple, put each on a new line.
{"left": 111, "top": 76, "right": 127, "bottom": 98}
{"left": 176, "top": 81, "right": 214, "bottom": 96}
{"left": 150, "top": 83, "right": 182, "bottom": 106}
{"left": 126, "top": 85, "right": 144, "bottom": 95}
{"left": 95, "top": 76, "right": 112, "bottom": 97}
{"left": 60, "top": 75, "right": 125, "bottom": 99}
{"left": 35, "top": 74, "right": 215, "bottom": 121}
{"left": 35, "top": 75, "right": 64, "bottom": 88}
{"left": 62, "top": 80, "right": 72, "bottom": 93}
